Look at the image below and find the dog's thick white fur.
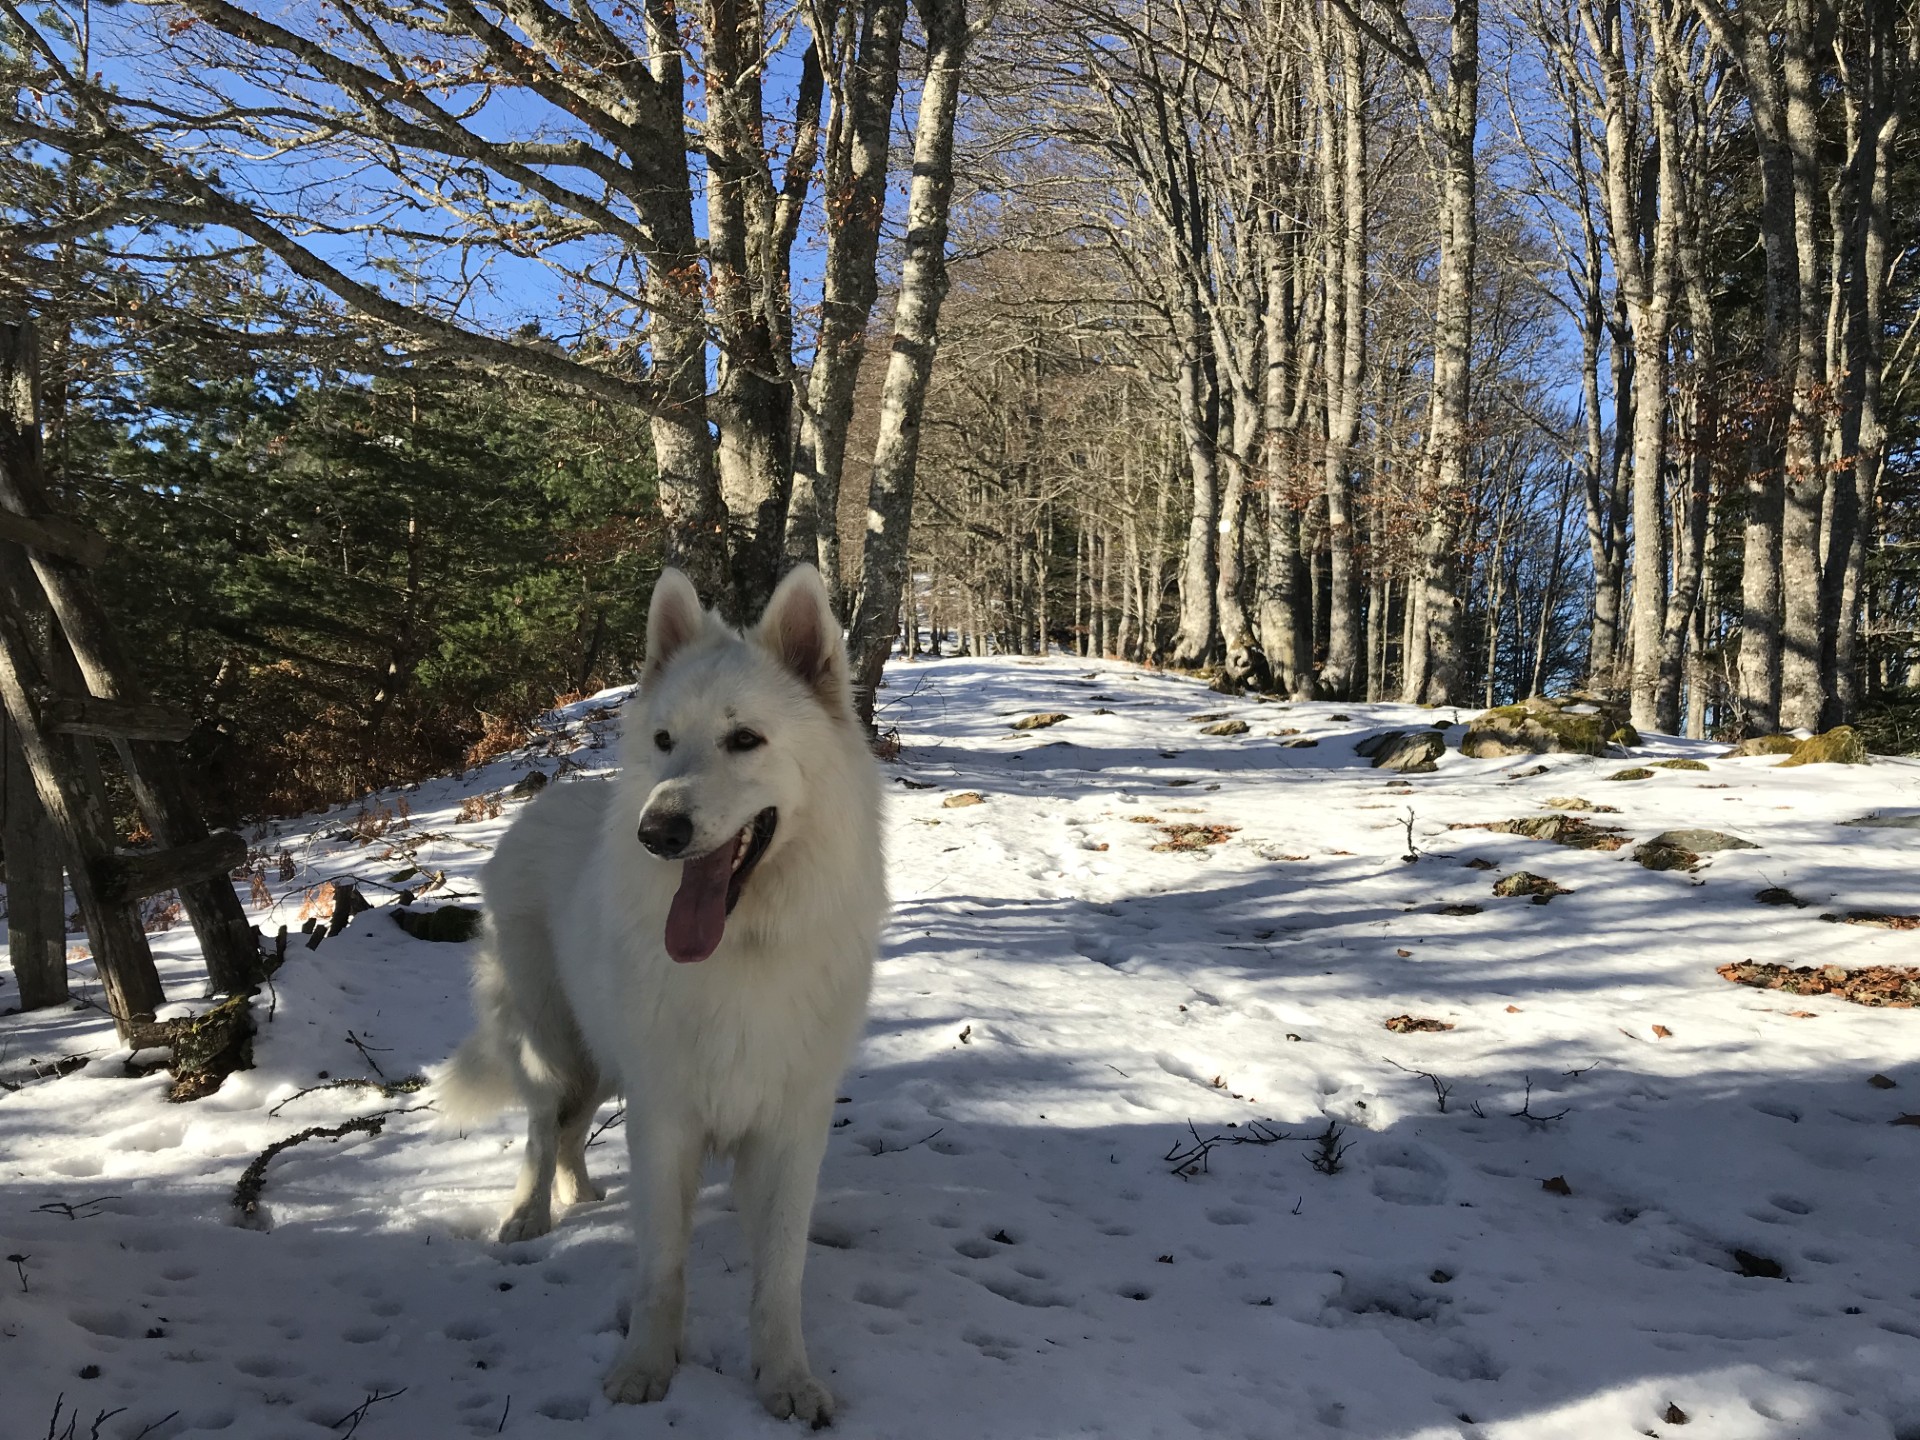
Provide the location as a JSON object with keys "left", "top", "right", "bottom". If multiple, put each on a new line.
{"left": 441, "top": 565, "right": 886, "bottom": 1425}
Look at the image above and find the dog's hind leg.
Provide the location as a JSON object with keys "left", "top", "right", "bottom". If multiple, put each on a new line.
{"left": 498, "top": 1099, "right": 561, "bottom": 1243}
{"left": 734, "top": 1099, "right": 836, "bottom": 1426}
{"left": 602, "top": 1117, "right": 702, "bottom": 1405}
{"left": 553, "top": 1076, "right": 614, "bottom": 1207}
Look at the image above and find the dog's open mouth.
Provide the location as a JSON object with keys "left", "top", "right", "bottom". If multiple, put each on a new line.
{"left": 664, "top": 807, "right": 778, "bottom": 964}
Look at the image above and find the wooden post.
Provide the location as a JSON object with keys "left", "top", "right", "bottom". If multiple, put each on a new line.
{"left": 3, "top": 698, "right": 67, "bottom": 1010}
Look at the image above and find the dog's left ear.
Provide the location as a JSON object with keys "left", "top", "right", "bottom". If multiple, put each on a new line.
{"left": 756, "top": 565, "right": 850, "bottom": 714}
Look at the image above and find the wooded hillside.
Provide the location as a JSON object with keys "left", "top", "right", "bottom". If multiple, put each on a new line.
{"left": 4, "top": 0, "right": 1917, "bottom": 816}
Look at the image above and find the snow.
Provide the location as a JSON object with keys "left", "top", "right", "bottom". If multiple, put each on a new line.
{"left": 5, "top": 653, "right": 1920, "bottom": 1440}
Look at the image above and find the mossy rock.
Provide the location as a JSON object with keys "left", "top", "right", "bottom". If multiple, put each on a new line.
{"left": 1493, "top": 871, "right": 1571, "bottom": 900}
{"left": 1459, "top": 695, "right": 1630, "bottom": 758}
{"left": 392, "top": 905, "right": 483, "bottom": 942}
{"left": 1609, "top": 724, "right": 1642, "bottom": 747}
{"left": 1633, "top": 840, "right": 1699, "bottom": 872}
{"left": 1651, "top": 759, "right": 1709, "bottom": 771}
{"left": 1722, "top": 733, "right": 1799, "bottom": 757}
{"left": 1777, "top": 726, "right": 1869, "bottom": 767}
{"left": 1011, "top": 713, "right": 1069, "bottom": 731}
{"left": 1364, "top": 730, "right": 1446, "bottom": 773}
{"left": 1605, "top": 767, "right": 1655, "bottom": 781}
{"left": 1542, "top": 795, "right": 1619, "bottom": 813}
{"left": 1647, "top": 828, "right": 1757, "bottom": 853}
{"left": 1199, "top": 720, "right": 1249, "bottom": 736}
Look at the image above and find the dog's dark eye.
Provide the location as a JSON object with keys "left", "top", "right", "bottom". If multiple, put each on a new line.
{"left": 725, "top": 728, "right": 764, "bottom": 753}
{"left": 653, "top": 730, "right": 673, "bottom": 752}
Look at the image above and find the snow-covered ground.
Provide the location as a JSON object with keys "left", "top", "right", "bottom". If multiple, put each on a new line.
{"left": 5, "top": 654, "right": 1920, "bottom": 1440}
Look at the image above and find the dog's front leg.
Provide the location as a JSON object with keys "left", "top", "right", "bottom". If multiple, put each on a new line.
{"left": 734, "top": 1103, "right": 835, "bottom": 1426}
{"left": 603, "top": 1117, "right": 702, "bottom": 1405}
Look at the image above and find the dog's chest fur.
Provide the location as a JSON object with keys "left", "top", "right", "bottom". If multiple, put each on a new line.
{"left": 553, "top": 799, "right": 881, "bottom": 1148}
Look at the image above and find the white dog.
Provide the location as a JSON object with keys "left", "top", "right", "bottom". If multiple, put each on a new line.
{"left": 442, "top": 565, "right": 886, "bottom": 1425}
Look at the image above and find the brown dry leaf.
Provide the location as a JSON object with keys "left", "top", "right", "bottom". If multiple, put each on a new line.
{"left": 1652, "top": 1024, "right": 1673, "bottom": 1039}
{"left": 1152, "top": 823, "right": 1240, "bottom": 853}
{"left": 1869, "top": 1074, "right": 1898, "bottom": 1089}
{"left": 1385, "top": 1015, "right": 1455, "bottom": 1034}
{"left": 298, "top": 881, "right": 336, "bottom": 922}
{"left": 1396, "top": 948, "right": 1413, "bottom": 958}
{"left": 1786, "top": 1010, "right": 1817, "bottom": 1018}
{"left": 1837, "top": 911, "right": 1920, "bottom": 931}
{"left": 942, "top": 792, "right": 985, "bottom": 809}
{"left": 456, "top": 793, "right": 504, "bottom": 824}
{"left": 1891, "top": 1114, "right": 1920, "bottom": 1128}
{"left": 1505, "top": 1005, "right": 1522, "bottom": 1013}
{"left": 1541, "top": 1175, "right": 1573, "bottom": 1196}
{"left": 1719, "top": 960, "right": 1920, "bottom": 1008}
{"left": 1663, "top": 1402, "right": 1690, "bottom": 1425}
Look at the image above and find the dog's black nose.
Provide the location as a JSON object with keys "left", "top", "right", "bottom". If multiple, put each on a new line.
{"left": 638, "top": 811, "right": 694, "bottom": 858}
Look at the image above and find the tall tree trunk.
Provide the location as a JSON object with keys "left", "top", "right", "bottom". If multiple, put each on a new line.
{"left": 1169, "top": 275, "right": 1222, "bottom": 667}
{"left": 846, "top": 0, "right": 970, "bottom": 726}
{"left": 1359, "top": 0, "right": 1477, "bottom": 704}
{"left": 639, "top": 0, "right": 729, "bottom": 606}
{"left": 1774, "top": 0, "right": 1830, "bottom": 728}
{"left": 785, "top": 0, "right": 909, "bottom": 605}
{"left": 1318, "top": 15, "right": 1367, "bottom": 699}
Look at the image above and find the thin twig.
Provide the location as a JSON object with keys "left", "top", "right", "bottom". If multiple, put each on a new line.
{"left": 33, "top": 1196, "right": 119, "bottom": 1221}
{"left": 1164, "top": 1119, "right": 1288, "bottom": 1177}
{"left": 329, "top": 1387, "right": 406, "bottom": 1440}
{"left": 584, "top": 1105, "right": 625, "bottom": 1149}
{"left": 1510, "top": 1075, "right": 1570, "bottom": 1126}
{"left": 268, "top": 1074, "right": 427, "bottom": 1117}
{"left": 1306, "top": 1120, "right": 1356, "bottom": 1175}
{"left": 343, "top": 1030, "right": 390, "bottom": 1079}
{"left": 1383, "top": 1056, "right": 1453, "bottom": 1113}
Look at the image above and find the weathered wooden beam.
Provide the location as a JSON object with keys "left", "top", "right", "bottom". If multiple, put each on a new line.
{"left": 0, "top": 556, "right": 164, "bottom": 1028}
{"left": 93, "top": 829, "right": 248, "bottom": 906}
{"left": 2, "top": 695, "right": 68, "bottom": 1010}
{"left": 1, "top": 318, "right": 260, "bottom": 995}
{"left": 0, "top": 509, "right": 108, "bottom": 568}
{"left": 38, "top": 692, "right": 194, "bottom": 743}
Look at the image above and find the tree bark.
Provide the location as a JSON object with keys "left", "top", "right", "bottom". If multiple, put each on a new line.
{"left": 1, "top": 604, "right": 67, "bottom": 1011}
{"left": 846, "top": 0, "right": 971, "bottom": 726}
{"left": 785, "top": 0, "right": 908, "bottom": 605}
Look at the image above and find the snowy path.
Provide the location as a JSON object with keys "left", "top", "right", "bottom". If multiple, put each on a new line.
{"left": 5, "top": 655, "right": 1920, "bottom": 1439}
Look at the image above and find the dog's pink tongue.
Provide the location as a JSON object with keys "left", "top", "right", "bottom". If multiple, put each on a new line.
{"left": 665, "top": 846, "right": 732, "bottom": 963}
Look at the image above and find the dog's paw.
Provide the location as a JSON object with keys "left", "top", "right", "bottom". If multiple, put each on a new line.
{"left": 496, "top": 1205, "right": 552, "bottom": 1244}
{"left": 554, "top": 1173, "right": 606, "bottom": 1206}
{"left": 757, "top": 1369, "right": 833, "bottom": 1427}
{"left": 603, "top": 1345, "right": 677, "bottom": 1405}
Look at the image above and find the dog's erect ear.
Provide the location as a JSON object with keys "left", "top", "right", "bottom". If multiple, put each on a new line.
{"left": 642, "top": 568, "right": 704, "bottom": 687}
{"left": 756, "top": 565, "right": 850, "bottom": 714}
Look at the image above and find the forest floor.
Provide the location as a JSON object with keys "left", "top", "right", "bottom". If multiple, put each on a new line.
{"left": 4, "top": 654, "right": 1920, "bottom": 1440}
